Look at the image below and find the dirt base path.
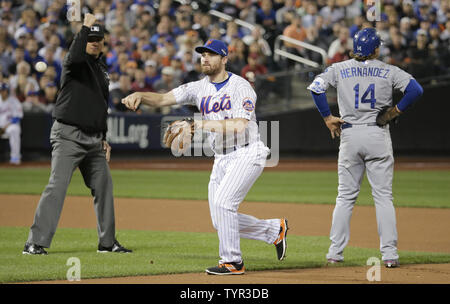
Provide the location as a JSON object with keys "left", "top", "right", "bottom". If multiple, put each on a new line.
{"left": 2, "top": 194, "right": 450, "bottom": 284}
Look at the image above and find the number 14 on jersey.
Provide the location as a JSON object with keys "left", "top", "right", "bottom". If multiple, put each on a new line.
{"left": 354, "top": 83, "right": 376, "bottom": 109}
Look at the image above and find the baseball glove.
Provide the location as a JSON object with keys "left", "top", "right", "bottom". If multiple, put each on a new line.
{"left": 0, "top": 128, "right": 5, "bottom": 137}
{"left": 376, "top": 106, "right": 401, "bottom": 126}
{"left": 163, "top": 118, "right": 195, "bottom": 154}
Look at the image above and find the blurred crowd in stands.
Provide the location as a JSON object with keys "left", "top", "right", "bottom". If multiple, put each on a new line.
{"left": 0, "top": 0, "right": 449, "bottom": 115}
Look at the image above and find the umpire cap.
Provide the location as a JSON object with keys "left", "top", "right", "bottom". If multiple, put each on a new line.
{"left": 88, "top": 24, "right": 105, "bottom": 39}
{"left": 353, "top": 28, "right": 381, "bottom": 57}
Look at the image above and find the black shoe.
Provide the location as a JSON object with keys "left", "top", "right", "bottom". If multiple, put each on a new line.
{"left": 97, "top": 240, "right": 132, "bottom": 253}
{"left": 23, "top": 242, "right": 48, "bottom": 255}
{"left": 205, "top": 261, "right": 245, "bottom": 275}
{"left": 273, "top": 218, "right": 288, "bottom": 261}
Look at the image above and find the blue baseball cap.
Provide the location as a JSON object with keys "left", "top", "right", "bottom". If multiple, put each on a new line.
{"left": 195, "top": 39, "right": 228, "bottom": 57}
{"left": 0, "top": 83, "right": 10, "bottom": 91}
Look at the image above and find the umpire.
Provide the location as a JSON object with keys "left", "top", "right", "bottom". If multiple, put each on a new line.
{"left": 23, "top": 14, "right": 131, "bottom": 255}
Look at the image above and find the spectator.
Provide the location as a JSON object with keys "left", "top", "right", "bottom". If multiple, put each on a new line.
{"left": 304, "top": 26, "right": 328, "bottom": 65}
{"left": 153, "top": 66, "right": 181, "bottom": 93}
{"left": 386, "top": 32, "right": 408, "bottom": 69}
{"left": 105, "top": 0, "right": 135, "bottom": 32}
{"left": 314, "top": 15, "right": 333, "bottom": 45}
{"left": 143, "top": 60, "right": 161, "bottom": 88}
{"left": 9, "top": 60, "right": 39, "bottom": 102}
{"left": 24, "top": 38, "right": 45, "bottom": 72}
{"left": 0, "top": 40, "right": 14, "bottom": 77}
{"left": 302, "top": 2, "right": 319, "bottom": 29}
{"left": 110, "top": 74, "right": 133, "bottom": 112}
{"left": 440, "top": 20, "right": 450, "bottom": 42}
{"left": 327, "top": 26, "right": 352, "bottom": 64}
{"left": 108, "top": 67, "right": 121, "bottom": 91}
{"left": 213, "top": 0, "right": 239, "bottom": 19}
{"left": 400, "top": 0, "right": 416, "bottom": 19}
{"left": 349, "top": 15, "right": 364, "bottom": 38}
{"left": 42, "top": 47, "right": 62, "bottom": 84}
{"left": 375, "top": 14, "right": 390, "bottom": 43}
{"left": 41, "top": 82, "right": 58, "bottom": 113}
{"left": 131, "top": 68, "right": 152, "bottom": 92}
{"left": 38, "top": 34, "right": 64, "bottom": 64}
{"left": 223, "top": 21, "right": 243, "bottom": 45}
{"left": 181, "top": 50, "right": 195, "bottom": 73}
{"left": 241, "top": 53, "right": 267, "bottom": 87}
{"left": 22, "top": 89, "right": 46, "bottom": 113}
{"left": 157, "top": 0, "right": 176, "bottom": 19}
{"left": 236, "top": 0, "right": 258, "bottom": 32}
{"left": 256, "top": 0, "right": 277, "bottom": 32}
{"left": 282, "top": 14, "right": 307, "bottom": 55}
{"left": 437, "top": 0, "right": 449, "bottom": 24}
{"left": 429, "top": 25, "right": 444, "bottom": 51}
{"left": 183, "top": 57, "right": 203, "bottom": 83}
{"left": 169, "top": 56, "right": 184, "bottom": 83}
{"left": 400, "top": 17, "right": 415, "bottom": 46}
{"left": 242, "top": 25, "right": 272, "bottom": 58}
{"left": 406, "top": 29, "right": 435, "bottom": 78}
{"left": 14, "top": 9, "right": 39, "bottom": 41}
{"left": 194, "top": 13, "right": 213, "bottom": 43}
{"left": 320, "top": 0, "right": 345, "bottom": 25}
{"left": 227, "top": 39, "right": 247, "bottom": 75}
{"left": 275, "top": 0, "right": 297, "bottom": 27}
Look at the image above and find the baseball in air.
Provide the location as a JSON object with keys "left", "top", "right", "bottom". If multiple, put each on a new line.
{"left": 35, "top": 61, "right": 47, "bottom": 73}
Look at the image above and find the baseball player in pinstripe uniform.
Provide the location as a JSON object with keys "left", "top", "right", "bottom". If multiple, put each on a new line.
{"left": 0, "top": 82, "right": 23, "bottom": 165}
{"left": 122, "top": 39, "right": 288, "bottom": 275}
{"left": 308, "top": 28, "right": 423, "bottom": 268}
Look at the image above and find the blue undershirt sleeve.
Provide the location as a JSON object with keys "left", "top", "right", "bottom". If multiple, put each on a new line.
{"left": 396, "top": 79, "right": 423, "bottom": 112}
{"left": 311, "top": 92, "right": 331, "bottom": 117}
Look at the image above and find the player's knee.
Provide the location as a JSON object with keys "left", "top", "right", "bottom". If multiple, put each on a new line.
{"left": 6, "top": 124, "right": 20, "bottom": 136}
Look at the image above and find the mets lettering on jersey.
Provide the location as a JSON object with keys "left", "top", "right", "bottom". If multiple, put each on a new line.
{"left": 200, "top": 94, "right": 232, "bottom": 115}
{"left": 171, "top": 72, "right": 260, "bottom": 152}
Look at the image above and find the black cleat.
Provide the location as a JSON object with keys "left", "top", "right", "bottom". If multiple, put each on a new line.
{"left": 274, "top": 218, "right": 289, "bottom": 261}
{"left": 23, "top": 242, "right": 48, "bottom": 255}
{"left": 206, "top": 261, "right": 245, "bottom": 275}
{"left": 97, "top": 240, "right": 132, "bottom": 253}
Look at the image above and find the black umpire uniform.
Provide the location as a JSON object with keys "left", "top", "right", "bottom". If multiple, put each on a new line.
{"left": 24, "top": 24, "right": 131, "bottom": 254}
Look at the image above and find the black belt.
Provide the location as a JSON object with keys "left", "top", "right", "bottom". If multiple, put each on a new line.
{"left": 341, "top": 122, "right": 378, "bottom": 129}
{"left": 217, "top": 143, "right": 250, "bottom": 155}
{"left": 56, "top": 119, "right": 102, "bottom": 135}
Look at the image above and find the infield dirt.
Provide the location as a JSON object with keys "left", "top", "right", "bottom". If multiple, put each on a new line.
{"left": 2, "top": 194, "right": 450, "bottom": 284}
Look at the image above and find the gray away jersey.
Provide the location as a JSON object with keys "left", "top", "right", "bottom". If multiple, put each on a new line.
{"left": 171, "top": 73, "right": 260, "bottom": 153}
{"left": 308, "top": 59, "right": 413, "bottom": 124}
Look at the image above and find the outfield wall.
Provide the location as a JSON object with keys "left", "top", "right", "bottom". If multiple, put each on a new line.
{"left": 1, "top": 82, "right": 449, "bottom": 160}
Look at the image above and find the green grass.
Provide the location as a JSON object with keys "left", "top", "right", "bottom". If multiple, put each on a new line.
{"left": 2, "top": 227, "right": 450, "bottom": 283}
{"left": 0, "top": 168, "right": 449, "bottom": 208}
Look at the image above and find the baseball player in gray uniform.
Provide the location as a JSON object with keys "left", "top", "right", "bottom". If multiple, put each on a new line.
{"left": 308, "top": 28, "right": 423, "bottom": 268}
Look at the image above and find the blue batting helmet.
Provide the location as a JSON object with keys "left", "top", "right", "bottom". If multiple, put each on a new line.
{"left": 353, "top": 28, "right": 381, "bottom": 57}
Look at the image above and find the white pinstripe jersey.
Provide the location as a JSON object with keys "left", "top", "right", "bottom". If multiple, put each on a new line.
{"left": 0, "top": 95, "right": 23, "bottom": 128}
{"left": 172, "top": 72, "right": 260, "bottom": 153}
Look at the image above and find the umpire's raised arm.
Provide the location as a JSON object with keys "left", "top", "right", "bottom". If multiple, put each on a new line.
{"left": 65, "top": 14, "right": 97, "bottom": 65}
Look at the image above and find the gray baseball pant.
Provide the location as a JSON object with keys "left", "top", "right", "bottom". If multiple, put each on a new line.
{"left": 27, "top": 121, "right": 115, "bottom": 248}
{"left": 326, "top": 125, "right": 399, "bottom": 262}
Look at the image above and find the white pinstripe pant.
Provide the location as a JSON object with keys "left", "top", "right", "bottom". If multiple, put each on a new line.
{"left": 208, "top": 141, "right": 280, "bottom": 264}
